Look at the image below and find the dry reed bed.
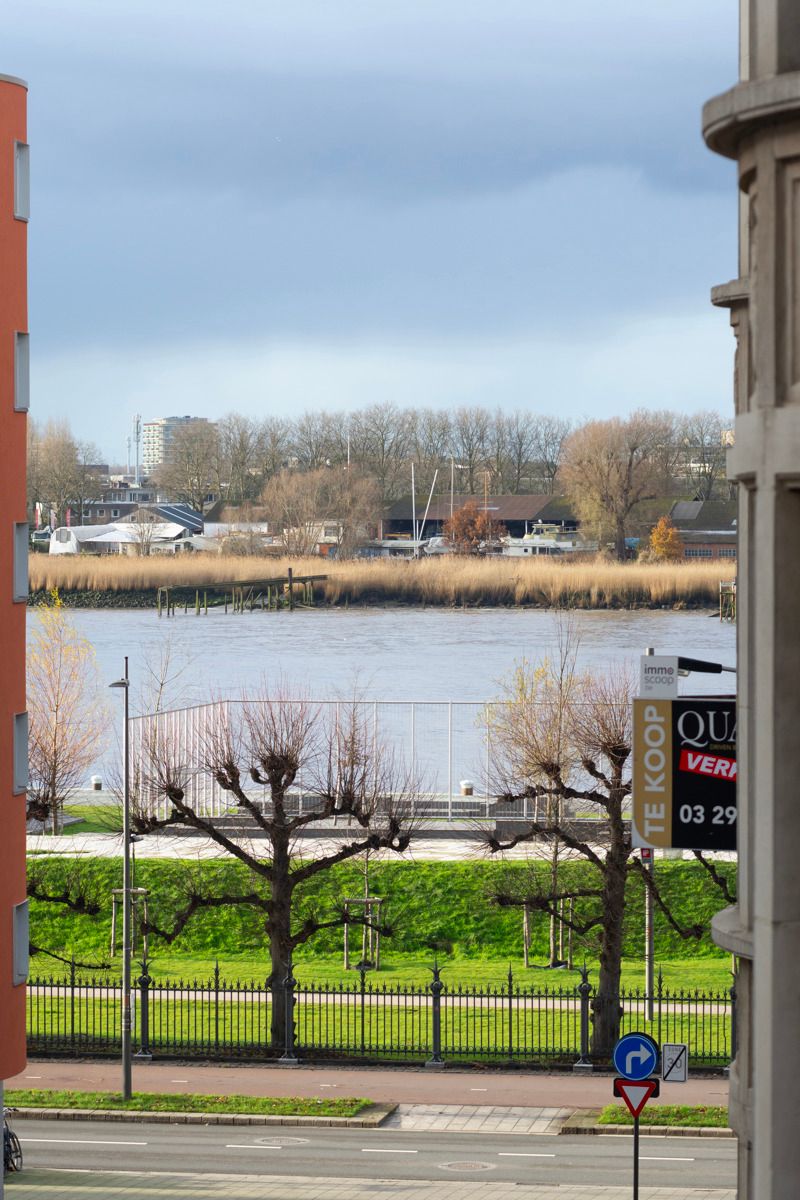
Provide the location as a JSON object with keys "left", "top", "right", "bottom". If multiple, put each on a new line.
{"left": 30, "top": 554, "right": 734, "bottom": 609}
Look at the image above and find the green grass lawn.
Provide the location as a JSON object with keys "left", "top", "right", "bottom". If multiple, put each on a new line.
{"left": 61, "top": 804, "right": 121, "bottom": 835}
{"left": 599, "top": 1104, "right": 729, "bottom": 1128}
{"left": 33, "top": 950, "right": 731, "bottom": 995}
{"left": 28, "top": 856, "right": 737, "bottom": 998}
{"left": 6, "top": 1089, "right": 368, "bottom": 1117}
{"left": 27, "top": 979, "right": 732, "bottom": 1067}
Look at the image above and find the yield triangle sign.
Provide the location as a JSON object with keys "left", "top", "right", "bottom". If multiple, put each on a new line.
{"left": 616, "top": 1078, "right": 657, "bottom": 1119}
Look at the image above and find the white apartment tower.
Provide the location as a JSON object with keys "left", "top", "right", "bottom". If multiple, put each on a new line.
{"left": 141, "top": 415, "right": 209, "bottom": 475}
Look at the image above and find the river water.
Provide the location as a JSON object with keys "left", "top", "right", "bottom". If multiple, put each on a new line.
{"left": 42, "top": 606, "right": 736, "bottom": 709}
{"left": 29, "top": 605, "right": 737, "bottom": 796}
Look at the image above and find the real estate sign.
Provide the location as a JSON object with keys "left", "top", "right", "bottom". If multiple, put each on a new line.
{"left": 632, "top": 698, "right": 737, "bottom": 851}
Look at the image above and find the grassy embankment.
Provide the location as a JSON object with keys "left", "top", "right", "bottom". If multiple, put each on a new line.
{"left": 29, "top": 554, "right": 733, "bottom": 609}
{"left": 5, "top": 1090, "right": 367, "bottom": 1116}
{"left": 29, "top": 857, "right": 735, "bottom": 992}
{"left": 599, "top": 1104, "right": 729, "bottom": 1128}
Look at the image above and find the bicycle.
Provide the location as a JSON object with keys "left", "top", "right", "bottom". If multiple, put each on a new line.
{"left": 3, "top": 1108, "right": 22, "bottom": 1174}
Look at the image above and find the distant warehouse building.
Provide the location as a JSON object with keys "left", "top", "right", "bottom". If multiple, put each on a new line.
{"left": 668, "top": 499, "right": 737, "bottom": 561}
{"left": 383, "top": 494, "right": 578, "bottom": 540}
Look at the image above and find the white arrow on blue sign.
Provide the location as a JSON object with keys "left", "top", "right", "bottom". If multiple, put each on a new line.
{"left": 612, "top": 1032, "right": 659, "bottom": 1081}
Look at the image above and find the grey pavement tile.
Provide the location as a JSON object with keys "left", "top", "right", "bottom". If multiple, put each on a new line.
{"left": 5, "top": 1169, "right": 738, "bottom": 1200}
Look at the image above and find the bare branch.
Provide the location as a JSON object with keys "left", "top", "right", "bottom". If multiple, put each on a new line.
{"left": 629, "top": 857, "right": 705, "bottom": 940}
{"left": 691, "top": 851, "right": 737, "bottom": 905}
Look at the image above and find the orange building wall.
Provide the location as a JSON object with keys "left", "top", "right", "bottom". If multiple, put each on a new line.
{"left": 0, "top": 74, "right": 28, "bottom": 1080}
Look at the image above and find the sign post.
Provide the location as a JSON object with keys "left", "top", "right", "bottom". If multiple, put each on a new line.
{"left": 662, "top": 1042, "right": 688, "bottom": 1083}
{"left": 612, "top": 1033, "right": 660, "bottom": 1200}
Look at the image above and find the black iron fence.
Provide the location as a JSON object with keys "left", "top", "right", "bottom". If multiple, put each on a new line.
{"left": 27, "top": 960, "right": 735, "bottom": 1071}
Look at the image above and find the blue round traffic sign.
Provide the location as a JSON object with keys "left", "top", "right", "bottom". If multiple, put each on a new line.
{"left": 612, "top": 1031, "right": 659, "bottom": 1081}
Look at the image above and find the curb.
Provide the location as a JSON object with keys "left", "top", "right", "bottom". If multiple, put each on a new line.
{"left": 559, "top": 1111, "right": 734, "bottom": 1138}
{"left": 10, "top": 1102, "right": 397, "bottom": 1128}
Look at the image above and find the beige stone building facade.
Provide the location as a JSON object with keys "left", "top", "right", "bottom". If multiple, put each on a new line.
{"left": 704, "top": 2, "right": 800, "bottom": 1196}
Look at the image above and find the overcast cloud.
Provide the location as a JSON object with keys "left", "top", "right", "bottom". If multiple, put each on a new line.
{"left": 5, "top": 0, "right": 739, "bottom": 460}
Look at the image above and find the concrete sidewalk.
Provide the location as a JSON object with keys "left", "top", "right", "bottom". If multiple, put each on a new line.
{"left": 5, "top": 1168, "right": 737, "bottom": 1200}
{"left": 10, "top": 1058, "right": 729, "bottom": 1112}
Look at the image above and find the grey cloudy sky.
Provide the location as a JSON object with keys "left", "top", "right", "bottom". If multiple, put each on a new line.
{"left": 7, "top": 0, "right": 738, "bottom": 461}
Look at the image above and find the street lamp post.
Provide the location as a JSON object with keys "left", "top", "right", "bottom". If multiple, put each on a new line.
{"left": 109, "top": 657, "right": 132, "bottom": 1101}
{"left": 450, "top": 459, "right": 467, "bottom": 520}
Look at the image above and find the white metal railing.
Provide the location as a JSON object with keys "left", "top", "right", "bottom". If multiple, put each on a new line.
{"left": 128, "top": 699, "right": 632, "bottom": 825}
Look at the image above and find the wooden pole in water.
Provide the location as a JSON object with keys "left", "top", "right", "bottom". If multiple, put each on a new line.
{"left": 287, "top": 567, "right": 294, "bottom": 611}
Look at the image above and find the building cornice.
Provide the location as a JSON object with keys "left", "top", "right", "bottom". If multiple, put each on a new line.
{"left": 704, "top": 72, "right": 800, "bottom": 159}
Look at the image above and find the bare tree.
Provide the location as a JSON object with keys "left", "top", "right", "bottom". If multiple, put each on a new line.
{"left": 328, "top": 470, "right": 381, "bottom": 557}
{"left": 255, "top": 416, "right": 293, "bottom": 484}
{"left": 349, "top": 402, "right": 414, "bottom": 505}
{"left": 290, "top": 410, "right": 343, "bottom": 471}
{"left": 217, "top": 413, "right": 263, "bottom": 504}
{"left": 134, "top": 696, "right": 424, "bottom": 1047}
{"left": 27, "top": 594, "right": 109, "bottom": 832}
{"left": 260, "top": 466, "right": 376, "bottom": 556}
{"left": 26, "top": 419, "right": 103, "bottom": 527}
{"left": 560, "top": 411, "right": 674, "bottom": 559}
{"left": 452, "top": 406, "right": 492, "bottom": 494}
{"left": 128, "top": 506, "right": 160, "bottom": 556}
{"left": 260, "top": 467, "right": 331, "bottom": 555}
{"left": 486, "top": 659, "right": 703, "bottom": 1055}
{"left": 503, "top": 412, "right": 539, "bottom": 494}
{"left": 677, "top": 410, "right": 731, "bottom": 500}
{"left": 530, "top": 415, "right": 572, "bottom": 494}
{"left": 413, "top": 409, "right": 452, "bottom": 494}
{"left": 155, "top": 422, "right": 219, "bottom": 512}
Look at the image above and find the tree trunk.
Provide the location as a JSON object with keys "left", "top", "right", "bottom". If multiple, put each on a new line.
{"left": 614, "top": 516, "right": 627, "bottom": 562}
{"left": 268, "top": 833, "right": 293, "bottom": 1051}
{"left": 591, "top": 846, "right": 628, "bottom": 1056}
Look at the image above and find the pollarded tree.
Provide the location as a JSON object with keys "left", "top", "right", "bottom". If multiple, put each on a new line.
{"left": 134, "top": 696, "right": 424, "bottom": 1048}
{"left": 27, "top": 592, "right": 109, "bottom": 832}
{"left": 487, "top": 660, "right": 704, "bottom": 1056}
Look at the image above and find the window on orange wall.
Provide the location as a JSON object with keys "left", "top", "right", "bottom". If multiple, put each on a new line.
{"left": 13, "top": 712, "right": 28, "bottom": 794}
{"left": 14, "top": 141, "right": 30, "bottom": 221}
{"left": 13, "top": 523, "right": 27, "bottom": 601}
{"left": 12, "top": 902, "right": 28, "bottom": 986}
{"left": 14, "top": 332, "right": 29, "bottom": 411}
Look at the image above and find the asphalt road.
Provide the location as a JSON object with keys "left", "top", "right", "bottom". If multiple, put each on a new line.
{"left": 15, "top": 1117, "right": 737, "bottom": 1191}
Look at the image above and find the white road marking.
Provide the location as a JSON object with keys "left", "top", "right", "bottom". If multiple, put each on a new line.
{"left": 23, "top": 1075, "right": 42, "bottom": 1079}
{"left": 362, "top": 1148, "right": 418, "bottom": 1154}
{"left": 22, "top": 1138, "right": 148, "bottom": 1146}
{"left": 498, "top": 1152, "right": 556, "bottom": 1158}
{"left": 170, "top": 1079, "right": 189, "bottom": 1083}
{"left": 225, "top": 1144, "right": 282, "bottom": 1150}
{"left": 641, "top": 1156, "right": 695, "bottom": 1162}
{"left": 470, "top": 1088, "right": 488, "bottom": 1092}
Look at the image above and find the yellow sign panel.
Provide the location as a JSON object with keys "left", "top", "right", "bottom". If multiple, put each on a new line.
{"left": 632, "top": 698, "right": 673, "bottom": 848}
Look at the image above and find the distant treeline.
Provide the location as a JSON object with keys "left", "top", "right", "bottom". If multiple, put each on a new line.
{"left": 29, "top": 405, "right": 732, "bottom": 520}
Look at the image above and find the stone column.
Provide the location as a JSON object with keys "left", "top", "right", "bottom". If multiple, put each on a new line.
{"left": 704, "top": 3, "right": 800, "bottom": 1196}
